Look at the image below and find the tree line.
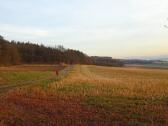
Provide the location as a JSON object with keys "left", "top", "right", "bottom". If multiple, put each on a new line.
{"left": 0, "top": 36, "right": 90, "bottom": 66}
{"left": 91, "top": 56, "right": 123, "bottom": 67}
{"left": 0, "top": 35, "right": 123, "bottom": 66}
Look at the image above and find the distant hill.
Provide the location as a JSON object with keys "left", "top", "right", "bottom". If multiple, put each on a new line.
{"left": 120, "top": 55, "right": 168, "bottom": 69}
{"left": 127, "top": 55, "right": 168, "bottom": 61}
{"left": 145, "top": 55, "right": 168, "bottom": 61}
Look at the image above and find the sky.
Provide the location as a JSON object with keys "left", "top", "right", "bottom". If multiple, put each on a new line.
{"left": 0, "top": 0, "right": 168, "bottom": 58}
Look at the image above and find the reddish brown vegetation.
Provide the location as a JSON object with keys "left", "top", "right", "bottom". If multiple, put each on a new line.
{"left": 1, "top": 88, "right": 168, "bottom": 126}
{"left": 1, "top": 65, "right": 168, "bottom": 126}
{"left": 0, "top": 121, "right": 6, "bottom": 126}
{"left": 0, "top": 89, "right": 113, "bottom": 126}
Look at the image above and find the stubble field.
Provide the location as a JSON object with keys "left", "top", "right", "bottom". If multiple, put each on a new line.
{"left": 0, "top": 65, "right": 168, "bottom": 126}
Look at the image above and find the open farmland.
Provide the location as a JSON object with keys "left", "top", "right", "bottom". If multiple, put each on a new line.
{"left": 0, "top": 65, "right": 168, "bottom": 126}
{"left": 0, "top": 65, "right": 65, "bottom": 93}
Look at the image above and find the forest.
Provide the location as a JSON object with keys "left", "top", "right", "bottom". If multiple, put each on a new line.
{"left": 0, "top": 35, "right": 123, "bottom": 66}
{"left": 0, "top": 35, "right": 91, "bottom": 66}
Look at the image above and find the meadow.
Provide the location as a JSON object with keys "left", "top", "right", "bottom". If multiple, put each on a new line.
{"left": 0, "top": 65, "right": 65, "bottom": 93}
{"left": 0, "top": 65, "right": 168, "bottom": 126}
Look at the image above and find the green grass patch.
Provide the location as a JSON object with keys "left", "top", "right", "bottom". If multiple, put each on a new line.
{"left": 0, "top": 66, "right": 73, "bottom": 93}
{"left": 0, "top": 71, "right": 53, "bottom": 85}
{"left": 0, "top": 71, "right": 58, "bottom": 93}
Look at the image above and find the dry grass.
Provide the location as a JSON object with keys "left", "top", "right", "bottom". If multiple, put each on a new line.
{"left": 0, "top": 65, "right": 168, "bottom": 126}
{"left": 51, "top": 65, "right": 168, "bottom": 97}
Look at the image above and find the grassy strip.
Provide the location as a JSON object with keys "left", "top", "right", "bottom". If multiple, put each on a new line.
{"left": 0, "top": 71, "right": 53, "bottom": 85}
{"left": 0, "top": 66, "right": 73, "bottom": 93}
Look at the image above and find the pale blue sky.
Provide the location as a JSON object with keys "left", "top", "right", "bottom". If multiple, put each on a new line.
{"left": 0, "top": 0, "right": 168, "bottom": 58}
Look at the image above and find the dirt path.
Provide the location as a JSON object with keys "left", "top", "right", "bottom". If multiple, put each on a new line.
{"left": 0, "top": 76, "right": 57, "bottom": 93}
{"left": 0, "top": 65, "right": 71, "bottom": 93}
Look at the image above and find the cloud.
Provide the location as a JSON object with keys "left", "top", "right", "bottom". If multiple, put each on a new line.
{"left": 0, "top": 24, "right": 49, "bottom": 40}
{"left": 0, "top": 0, "right": 168, "bottom": 57}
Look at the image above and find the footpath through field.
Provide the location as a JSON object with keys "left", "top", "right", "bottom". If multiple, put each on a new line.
{"left": 0, "top": 66, "right": 71, "bottom": 93}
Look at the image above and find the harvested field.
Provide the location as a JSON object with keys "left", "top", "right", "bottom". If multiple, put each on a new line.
{"left": 0, "top": 65, "right": 168, "bottom": 126}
